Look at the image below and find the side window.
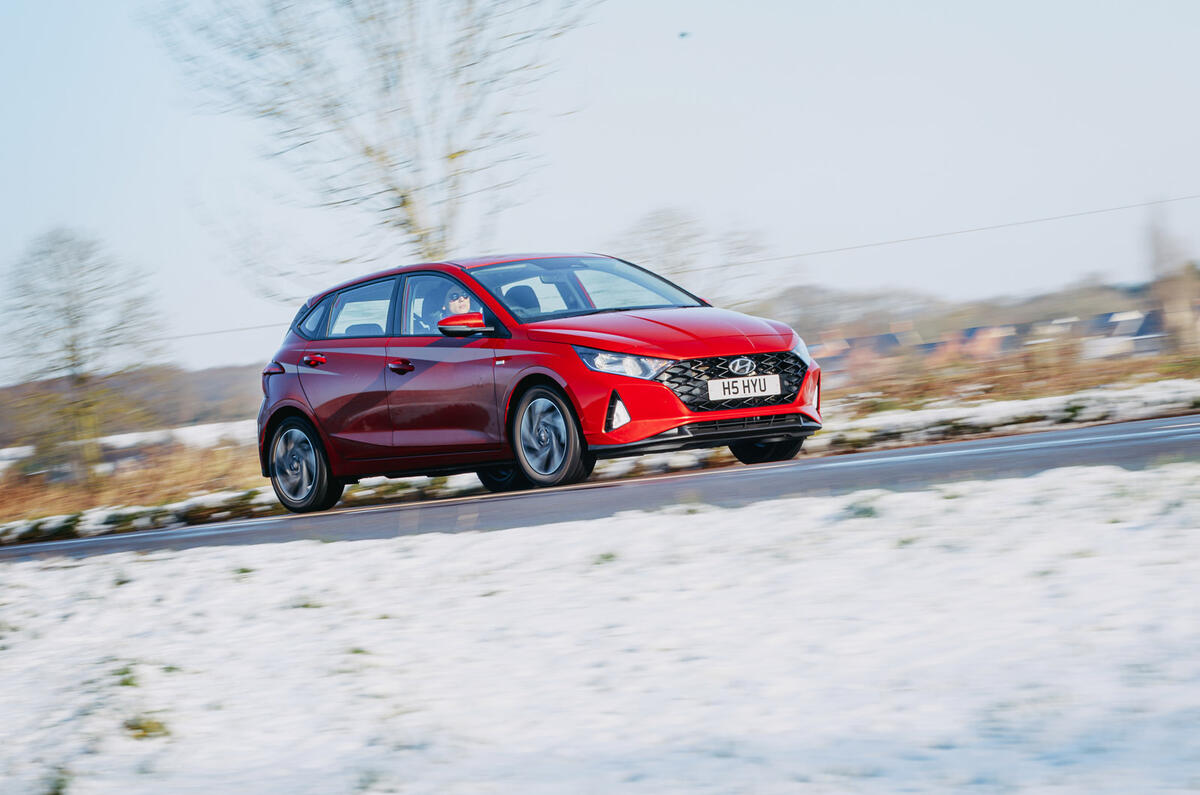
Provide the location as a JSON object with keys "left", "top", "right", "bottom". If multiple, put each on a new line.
{"left": 327, "top": 279, "right": 395, "bottom": 338}
{"left": 299, "top": 297, "right": 332, "bottom": 338}
{"left": 401, "top": 274, "right": 482, "bottom": 335}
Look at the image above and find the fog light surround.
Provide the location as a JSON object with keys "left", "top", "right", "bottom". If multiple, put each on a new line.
{"left": 606, "top": 392, "right": 632, "bottom": 431}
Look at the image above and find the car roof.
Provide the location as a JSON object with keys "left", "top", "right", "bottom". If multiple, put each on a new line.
{"left": 448, "top": 252, "right": 608, "bottom": 269}
{"left": 303, "top": 252, "right": 612, "bottom": 306}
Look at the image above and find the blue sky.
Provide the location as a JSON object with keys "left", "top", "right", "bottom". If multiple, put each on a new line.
{"left": 3, "top": 0, "right": 1200, "bottom": 370}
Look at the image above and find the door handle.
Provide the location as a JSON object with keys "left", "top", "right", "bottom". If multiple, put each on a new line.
{"left": 388, "top": 359, "right": 415, "bottom": 374}
{"left": 302, "top": 354, "right": 326, "bottom": 367}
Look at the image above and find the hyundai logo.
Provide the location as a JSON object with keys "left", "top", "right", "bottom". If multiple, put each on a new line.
{"left": 729, "top": 357, "right": 756, "bottom": 376}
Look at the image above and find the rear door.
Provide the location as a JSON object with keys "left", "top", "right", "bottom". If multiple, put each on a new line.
{"left": 296, "top": 278, "right": 399, "bottom": 461}
{"left": 386, "top": 272, "right": 502, "bottom": 456}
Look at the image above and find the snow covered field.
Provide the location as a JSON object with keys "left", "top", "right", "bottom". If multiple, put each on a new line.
{"left": 3, "top": 464, "right": 1199, "bottom": 792}
{"left": 811, "top": 377, "right": 1200, "bottom": 452}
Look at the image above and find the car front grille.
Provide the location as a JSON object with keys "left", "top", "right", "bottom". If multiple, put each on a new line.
{"left": 684, "top": 413, "right": 812, "bottom": 434}
{"left": 655, "top": 351, "right": 807, "bottom": 411}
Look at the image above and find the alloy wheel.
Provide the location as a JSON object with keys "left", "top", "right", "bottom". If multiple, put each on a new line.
{"left": 272, "top": 427, "right": 317, "bottom": 501}
{"left": 519, "top": 397, "right": 569, "bottom": 475}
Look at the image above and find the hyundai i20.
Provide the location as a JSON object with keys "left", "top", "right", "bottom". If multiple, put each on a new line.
{"left": 258, "top": 254, "right": 822, "bottom": 512}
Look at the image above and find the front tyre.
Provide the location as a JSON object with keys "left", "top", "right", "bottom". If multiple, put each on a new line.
{"left": 512, "top": 386, "right": 586, "bottom": 487}
{"left": 574, "top": 453, "right": 597, "bottom": 483}
{"left": 729, "top": 438, "right": 805, "bottom": 465}
{"left": 269, "top": 417, "right": 341, "bottom": 512}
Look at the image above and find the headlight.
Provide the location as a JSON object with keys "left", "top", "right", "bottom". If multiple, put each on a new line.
{"left": 574, "top": 346, "right": 670, "bottom": 379}
{"left": 790, "top": 336, "right": 815, "bottom": 367}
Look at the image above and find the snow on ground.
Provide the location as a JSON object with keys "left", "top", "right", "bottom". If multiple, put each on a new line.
{"left": 0, "top": 445, "right": 34, "bottom": 476}
{"left": 0, "top": 420, "right": 256, "bottom": 475}
{"left": 2, "top": 464, "right": 1199, "bottom": 793}
{"left": 810, "top": 378, "right": 1200, "bottom": 452}
{"left": 93, "top": 420, "right": 258, "bottom": 451}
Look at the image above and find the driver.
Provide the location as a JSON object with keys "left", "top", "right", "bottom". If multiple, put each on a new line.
{"left": 441, "top": 287, "right": 472, "bottom": 318}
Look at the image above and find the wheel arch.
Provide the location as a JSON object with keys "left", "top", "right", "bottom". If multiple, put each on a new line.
{"left": 259, "top": 405, "right": 321, "bottom": 477}
{"left": 502, "top": 370, "right": 586, "bottom": 447}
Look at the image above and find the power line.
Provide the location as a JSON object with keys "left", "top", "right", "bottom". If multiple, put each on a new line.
{"left": 162, "top": 191, "right": 1200, "bottom": 340}
{"left": 690, "top": 192, "right": 1200, "bottom": 273}
{"left": 160, "top": 322, "right": 292, "bottom": 342}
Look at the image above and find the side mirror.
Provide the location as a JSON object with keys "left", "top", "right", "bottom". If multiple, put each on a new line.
{"left": 437, "top": 311, "right": 494, "bottom": 337}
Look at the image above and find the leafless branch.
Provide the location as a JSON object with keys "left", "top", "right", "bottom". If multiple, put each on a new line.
{"left": 154, "top": 0, "right": 595, "bottom": 297}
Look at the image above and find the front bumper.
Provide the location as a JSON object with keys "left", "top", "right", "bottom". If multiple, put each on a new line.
{"left": 590, "top": 411, "right": 821, "bottom": 459}
{"left": 578, "top": 359, "right": 822, "bottom": 456}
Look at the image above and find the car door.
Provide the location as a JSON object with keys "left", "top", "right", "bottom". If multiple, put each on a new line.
{"left": 296, "top": 278, "right": 399, "bottom": 461}
{"left": 386, "top": 272, "right": 502, "bottom": 456}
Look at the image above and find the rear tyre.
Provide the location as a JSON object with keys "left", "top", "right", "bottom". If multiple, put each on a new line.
{"left": 315, "top": 480, "right": 347, "bottom": 510}
{"left": 729, "top": 438, "right": 805, "bottom": 465}
{"left": 269, "top": 417, "right": 340, "bottom": 513}
{"left": 476, "top": 465, "right": 533, "bottom": 493}
{"left": 511, "top": 386, "right": 584, "bottom": 487}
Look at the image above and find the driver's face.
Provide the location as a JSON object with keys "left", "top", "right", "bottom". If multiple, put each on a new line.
{"left": 448, "top": 293, "right": 471, "bottom": 313}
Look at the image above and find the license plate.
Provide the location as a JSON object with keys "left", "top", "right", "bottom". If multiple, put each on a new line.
{"left": 706, "top": 374, "right": 781, "bottom": 400}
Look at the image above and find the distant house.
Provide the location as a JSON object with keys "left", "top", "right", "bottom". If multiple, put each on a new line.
{"left": 915, "top": 340, "right": 949, "bottom": 356}
{"left": 810, "top": 338, "right": 849, "bottom": 363}
{"left": 847, "top": 333, "right": 905, "bottom": 357}
{"left": 1133, "top": 309, "right": 1167, "bottom": 355}
{"left": 914, "top": 338, "right": 960, "bottom": 365}
{"left": 809, "top": 338, "right": 850, "bottom": 387}
{"left": 815, "top": 354, "right": 848, "bottom": 387}
{"left": 1136, "top": 309, "right": 1164, "bottom": 337}
{"left": 959, "top": 325, "right": 1019, "bottom": 358}
{"left": 811, "top": 331, "right": 919, "bottom": 385}
{"left": 1081, "top": 309, "right": 1168, "bottom": 358}
{"left": 1087, "top": 311, "right": 1142, "bottom": 336}
{"left": 1029, "top": 316, "right": 1079, "bottom": 339}
{"left": 1082, "top": 311, "right": 1143, "bottom": 359}
{"left": 1087, "top": 312, "right": 1116, "bottom": 335}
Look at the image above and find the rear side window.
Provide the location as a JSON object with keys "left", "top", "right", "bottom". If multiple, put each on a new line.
{"left": 298, "top": 298, "right": 331, "bottom": 338}
{"left": 327, "top": 279, "right": 395, "bottom": 338}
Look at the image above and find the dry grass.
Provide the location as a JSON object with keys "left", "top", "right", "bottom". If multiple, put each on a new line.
{"left": 827, "top": 352, "right": 1200, "bottom": 417}
{"left": 0, "top": 444, "right": 265, "bottom": 522}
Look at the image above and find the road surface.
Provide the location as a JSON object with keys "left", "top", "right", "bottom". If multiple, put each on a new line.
{"left": 4, "top": 413, "right": 1198, "bottom": 560}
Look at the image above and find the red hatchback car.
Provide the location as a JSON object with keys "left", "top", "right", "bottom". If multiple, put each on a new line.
{"left": 258, "top": 254, "right": 822, "bottom": 512}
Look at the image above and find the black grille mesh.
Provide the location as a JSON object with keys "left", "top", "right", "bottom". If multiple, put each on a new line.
{"left": 685, "top": 414, "right": 809, "bottom": 434}
{"left": 655, "top": 351, "right": 807, "bottom": 411}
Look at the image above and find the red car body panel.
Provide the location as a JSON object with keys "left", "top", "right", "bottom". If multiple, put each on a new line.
{"left": 385, "top": 334, "right": 503, "bottom": 454}
{"left": 524, "top": 306, "right": 793, "bottom": 357}
{"left": 297, "top": 336, "right": 394, "bottom": 460}
{"left": 257, "top": 255, "right": 822, "bottom": 480}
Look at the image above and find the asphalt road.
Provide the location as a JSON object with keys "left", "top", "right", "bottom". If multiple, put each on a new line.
{"left": 5, "top": 413, "right": 1199, "bottom": 561}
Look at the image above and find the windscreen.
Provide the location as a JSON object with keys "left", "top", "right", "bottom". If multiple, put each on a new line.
{"left": 469, "top": 257, "right": 703, "bottom": 322}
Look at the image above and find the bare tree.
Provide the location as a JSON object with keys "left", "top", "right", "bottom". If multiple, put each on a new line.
{"left": 4, "top": 230, "right": 161, "bottom": 481}
{"left": 610, "top": 207, "right": 780, "bottom": 306}
{"left": 157, "top": 0, "right": 593, "bottom": 297}
{"left": 614, "top": 208, "right": 709, "bottom": 286}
